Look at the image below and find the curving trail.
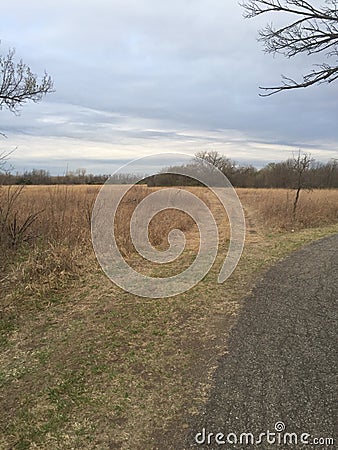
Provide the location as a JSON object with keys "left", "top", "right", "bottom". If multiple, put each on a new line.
{"left": 187, "top": 234, "right": 337, "bottom": 449}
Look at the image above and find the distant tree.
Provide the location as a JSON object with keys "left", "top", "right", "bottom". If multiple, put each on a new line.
{"left": 325, "top": 158, "right": 338, "bottom": 188}
{"left": 232, "top": 165, "right": 257, "bottom": 187}
{"left": 241, "top": 0, "right": 338, "bottom": 95}
{"left": 194, "top": 150, "right": 236, "bottom": 180}
{"left": 307, "top": 157, "right": 338, "bottom": 188}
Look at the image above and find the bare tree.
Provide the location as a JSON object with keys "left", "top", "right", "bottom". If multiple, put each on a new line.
{"left": 194, "top": 150, "right": 236, "bottom": 174}
{"left": 241, "top": 0, "right": 338, "bottom": 95}
{"left": 0, "top": 47, "right": 54, "bottom": 114}
{"left": 290, "top": 150, "right": 313, "bottom": 216}
{"left": 0, "top": 45, "right": 54, "bottom": 172}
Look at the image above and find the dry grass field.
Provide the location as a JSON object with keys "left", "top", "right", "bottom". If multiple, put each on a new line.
{"left": 239, "top": 188, "right": 338, "bottom": 230}
{"left": 0, "top": 185, "right": 337, "bottom": 449}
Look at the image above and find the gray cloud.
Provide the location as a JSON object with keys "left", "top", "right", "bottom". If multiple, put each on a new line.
{"left": 1, "top": 0, "right": 337, "bottom": 173}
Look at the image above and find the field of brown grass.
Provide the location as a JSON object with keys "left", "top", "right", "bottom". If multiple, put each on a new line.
{"left": 0, "top": 185, "right": 337, "bottom": 449}
{"left": 1, "top": 185, "right": 337, "bottom": 252}
{"left": 238, "top": 188, "right": 338, "bottom": 230}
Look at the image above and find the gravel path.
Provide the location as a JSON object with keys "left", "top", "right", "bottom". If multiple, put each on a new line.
{"left": 187, "top": 234, "right": 337, "bottom": 449}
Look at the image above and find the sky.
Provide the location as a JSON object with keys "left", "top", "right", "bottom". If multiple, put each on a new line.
{"left": 1, "top": 0, "right": 337, "bottom": 175}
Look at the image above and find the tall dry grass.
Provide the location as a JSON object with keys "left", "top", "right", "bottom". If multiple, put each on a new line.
{"left": 1, "top": 185, "right": 337, "bottom": 296}
{"left": 238, "top": 188, "right": 338, "bottom": 231}
{"left": 0, "top": 185, "right": 97, "bottom": 247}
{"left": 0, "top": 185, "right": 196, "bottom": 294}
{"left": 114, "top": 186, "right": 195, "bottom": 256}
{"left": 1, "top": 186, "right": 337, "bottom": 251}
{"left": 0, "top": 185, "right": 98, "bottom": 296}
{"left": 0, "top": 185, "right": 196, "bottom": 250}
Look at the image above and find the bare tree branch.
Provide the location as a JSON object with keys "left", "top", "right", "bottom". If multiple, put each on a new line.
{"left": 0, "top": 46, "right": 54, "bottom": 114}
{"left": 0, "top": 44, "right": 54, "bottom": 172}
{"left": 259, "top": 64, "right": 338, "bottom": 95}
{"left": 0, "top": 148, "right": 15, "bottom": 173}
{"left": 241, "top": 0, "right": 338, "bottom": 94}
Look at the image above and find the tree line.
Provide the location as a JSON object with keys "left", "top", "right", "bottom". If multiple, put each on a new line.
{"left": 0, "top": 151, "right": 337, "bottom": 189}
{"left": 146, "top": 151, "right": 338, "bottom": 189}
{"left": 0, "top": 169, "right": 138, "bottom": 185}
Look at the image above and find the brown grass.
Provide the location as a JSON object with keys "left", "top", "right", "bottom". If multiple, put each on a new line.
{"left": 0, "top": 185, "right": 96, "bottom": 249}
{"left": 1, "top": 185, "right": 336, "bottom": 304}
{"left": 1, "top": 185, "right": 336, "bottom": 258}
{"left": 0, "top": 185, "right": 337, "bottom": 449}
{"left": 0, "top": 184, "right": 199, "bottom": 253}
{"left": 114, "top": 185, "right": 196, "bottom": 256}
{"left": 238, "top": 188, "right": 338, "bottom": 231}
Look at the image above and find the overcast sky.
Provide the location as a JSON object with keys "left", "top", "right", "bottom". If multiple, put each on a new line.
{"left": 1, "top": 0, "right": 337, "bottom": 174}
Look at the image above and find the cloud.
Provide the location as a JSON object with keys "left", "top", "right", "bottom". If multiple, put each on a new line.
{"left": 1, "top": 0, "right": 337, "bottom": 174}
